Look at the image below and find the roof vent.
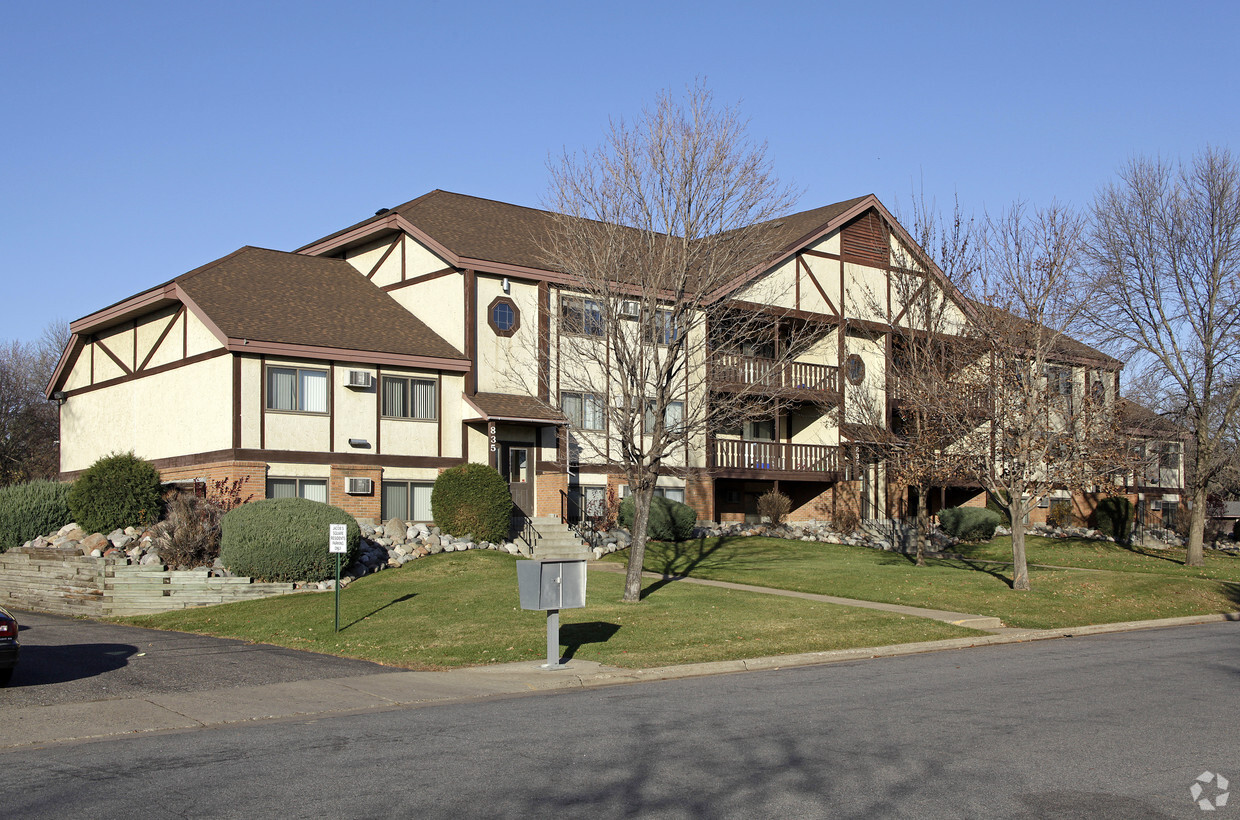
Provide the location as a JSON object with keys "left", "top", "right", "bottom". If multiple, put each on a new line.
{"left": 375, "top": 208, "right": 390, "bottom": 216}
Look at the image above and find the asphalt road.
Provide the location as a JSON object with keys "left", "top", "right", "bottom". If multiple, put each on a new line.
{"left": 3, "top": 620, "right": 1237, "bottom": 818}
{"left": 0, "top": 608, "right": 390, "bottom": 707}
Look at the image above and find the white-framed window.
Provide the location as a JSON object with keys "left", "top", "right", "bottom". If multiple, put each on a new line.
{"left": 382, "top": 376, "right": 437, "bottom": 420}
{"left": 561, "top": 295, "right": 604, "bottom": 337}
{"left": 562, "top": 391, "right": 605, "bottom": 430}
{"left": 266, "top": 366, "right": 328, "bottom": 414}
{"left": 644, "top": 399, "right": 684, "bottom": 434}
{"left": 381, "top": 481, "right": 433, "bottom": 521}
{"left": 267, "top": 477, "right": 328, "bottom": 503}
{"left": 619, "top": 485, "right": 685, "bottom": 504}
{"left": 569, "top": 485, "right": 608, "bottom": 521}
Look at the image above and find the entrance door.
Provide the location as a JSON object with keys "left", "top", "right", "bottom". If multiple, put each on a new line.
{"left": 504, "top": 445, "right": 533, "bottom": 517}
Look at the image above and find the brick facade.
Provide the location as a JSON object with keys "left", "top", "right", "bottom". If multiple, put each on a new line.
{"left": 159, "top": 460, "right": 268, "bottom": 505}
{"left": 685, "top": 472, "right": 713, "bottom": 521}
{"left": 329, "top": 465, "right": 382, "bottom": 523}
{"left": 535, "top": 470, "right": 568, "bottom": 517}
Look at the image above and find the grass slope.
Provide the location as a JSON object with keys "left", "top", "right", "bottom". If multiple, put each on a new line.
{"left": 619, "top": 536, "right": 1240, "bottom": 630}
{"left": 119, "top": 551, "right": 982, "bottom": 670}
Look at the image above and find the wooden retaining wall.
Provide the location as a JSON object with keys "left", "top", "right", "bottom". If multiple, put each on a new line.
{"left": 0, "top": 547, "right": 299, "bottom": 617}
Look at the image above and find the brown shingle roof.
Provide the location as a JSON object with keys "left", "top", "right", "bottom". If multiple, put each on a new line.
{"left": 966, "top": 301, "right": 1119, "bottom": 367}
{"left": 178, "top": 246, "right": 466, "bottom": 362}
{"left": 301, "top": 190, "right": 873, "bottom": 277}
{"left": 465, "top": 392, "right": 566, "bottom": 424}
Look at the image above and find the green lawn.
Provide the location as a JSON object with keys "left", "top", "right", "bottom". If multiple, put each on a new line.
{"left": 613, "top": 535, "right": 1240, "bottom": 630}
{"left": 118, "top": 550, "right": 982, "bottom": 670}
{"left": 949, "top": 536, "right": 1240, "bottom": 580}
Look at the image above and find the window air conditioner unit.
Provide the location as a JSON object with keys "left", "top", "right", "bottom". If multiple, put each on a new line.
{"left": 346, "top": 370, "right": 373, "bottom": 388}
{"left": 346, "top": 477, "right": 373, "bottom": 494}
{"left": 619, "top": 300, "right": 640, "bottom": 319}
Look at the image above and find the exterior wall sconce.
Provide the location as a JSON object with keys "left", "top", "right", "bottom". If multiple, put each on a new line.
{"left": 348, "top": 438, "right": 371, "bottom": 449}
{"left": 502, "top": 277, "right": 510, "bottom": 293}
{"left": 50, "top": 391, "right": 67, "bottom": 406}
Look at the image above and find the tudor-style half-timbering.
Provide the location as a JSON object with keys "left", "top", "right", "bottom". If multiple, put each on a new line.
{"left": 51, "top": 190, "right": 1180, "bottom": 527}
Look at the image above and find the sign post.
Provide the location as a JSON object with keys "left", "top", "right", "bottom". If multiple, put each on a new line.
{"left": 329, "top": 523, "right": 348, "bottom": 632}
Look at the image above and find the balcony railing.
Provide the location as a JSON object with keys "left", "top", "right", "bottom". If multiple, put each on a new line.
{"left": 712, "top": 439, "right": 839, "bottom": 477}
{"left": 712, "top": 353, "right": 839, "bottom": 395}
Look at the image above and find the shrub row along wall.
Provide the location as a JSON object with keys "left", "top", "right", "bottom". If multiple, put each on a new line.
{"left": 0, "top": 546, "right": 298, "bottom": 617}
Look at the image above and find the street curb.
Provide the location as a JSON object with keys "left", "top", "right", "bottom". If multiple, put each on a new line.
{"left": 570, "top": 611, "right": 1240, "bottom": 685}
{"left": 2, "top": 612, "right": 1235, "bottom": 751}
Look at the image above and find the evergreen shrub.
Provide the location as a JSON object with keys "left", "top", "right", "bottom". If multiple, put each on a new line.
{"left": 1094, "top": 496, "right": 1135, "bottom": 543}
{"left": 431, "top": 463, "right": 512, "bottom": 543}
{"left": 219, "top": 498, "right": 359, "bottom": 582}
{"left": 939, "top": 506, "right": 1001, "bottom": 541}
{"left": 67, "top": 452, "right": 163, "bottom": 535}
{"left": 0, "top": 480, "right": 72, "bottom": 552}
{"left": 619, "top": 494, "right": 696, "bottom": 541}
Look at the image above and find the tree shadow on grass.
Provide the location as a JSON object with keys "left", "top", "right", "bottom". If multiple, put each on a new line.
{"left": 639, "top": 536, "right": 782, "bottom": 599}
{"left": 876, "top": 549, "right": 1016, "bottom": 589}
{"left": 559, "top": 621, "right": 621, "bottom": 662}
{"left": 342, "top": 593, "right": 417, "bottom": 630}
{"left": 1222, "top": 582, "right": 1240, "bottom": 618}
{"left": 1117, "top": 541, "right": 1188, "bottom": 566}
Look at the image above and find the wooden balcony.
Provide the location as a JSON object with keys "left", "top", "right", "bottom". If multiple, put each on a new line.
{"left": 712, "top": 439, "right": 840, "bottom": 481}
{"left": 711, "top": 353, "right": 840, "bottom": 399}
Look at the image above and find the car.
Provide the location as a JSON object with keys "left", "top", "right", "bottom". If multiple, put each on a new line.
{"left": 0, "top": 605, "right": 19, "bottom": 686}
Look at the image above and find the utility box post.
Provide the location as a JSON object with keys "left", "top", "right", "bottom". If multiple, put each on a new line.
{"left": 516, "top": 559, "right": 586, "bottom": 670}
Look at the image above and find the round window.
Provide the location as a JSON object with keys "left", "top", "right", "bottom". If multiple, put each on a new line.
{"left": 845, "top": 354, "right": 865, "bottom": 385}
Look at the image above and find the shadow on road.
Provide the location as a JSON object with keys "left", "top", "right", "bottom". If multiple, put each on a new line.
{"left": 6, "top": 643, "right": 139, "bottom": 687}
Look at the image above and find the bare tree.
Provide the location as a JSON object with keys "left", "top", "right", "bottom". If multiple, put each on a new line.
{"left": 955, "top": 202, "right": 1128, "bottom": 590}
{"left": 0, "top": 319, "right": 69, "bottom": 485}
{"left": 1084, "top": 147, "right": 1240, "bottom": 566}
{"left": 541, "top": 82, "right": 799, "bottom": 603}
{"left": 854, "top": 195, "right": 982, "bottom": 565}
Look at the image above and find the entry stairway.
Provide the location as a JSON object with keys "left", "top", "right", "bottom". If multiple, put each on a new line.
{"left": 515, "top": 516, "right": 591, "bottom": 561}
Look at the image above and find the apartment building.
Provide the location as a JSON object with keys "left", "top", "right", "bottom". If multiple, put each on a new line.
{"left": 48, "top": 190, "right": 1178, "bottom": 526}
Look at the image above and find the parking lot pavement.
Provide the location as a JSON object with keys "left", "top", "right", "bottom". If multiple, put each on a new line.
{"left": 0, "top": 609, "right": 391, "bottom": 708}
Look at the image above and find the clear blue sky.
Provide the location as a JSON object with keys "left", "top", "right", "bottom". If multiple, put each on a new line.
{"left": 3, "top": 0, "right": 1236, "bottom": 344}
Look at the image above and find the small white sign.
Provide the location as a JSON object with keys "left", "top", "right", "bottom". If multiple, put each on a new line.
{"left": 329, "top": 523, "right": 348, "bottom": 554}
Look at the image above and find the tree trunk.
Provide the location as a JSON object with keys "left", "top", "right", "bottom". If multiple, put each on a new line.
{"left": 914, "top": 484, "right": 928, "bottom": 567}
{"left": 1010, "top": 511, "right": 1030, "bottom": 591}
{"left": 622, "top": 487, "right": 655, "bottom": 602}
{"left": 1184, "top": 484, "right": 1207, "bottom": 567}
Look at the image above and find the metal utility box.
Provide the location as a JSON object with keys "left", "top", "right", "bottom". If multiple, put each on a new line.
{"left": 517, "top": 559, "right": 587, "bottom": 611}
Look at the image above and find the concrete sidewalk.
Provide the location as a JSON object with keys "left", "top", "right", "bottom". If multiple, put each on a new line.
{"left": 2, "top": 612, "right": 1234, "bottom": 751}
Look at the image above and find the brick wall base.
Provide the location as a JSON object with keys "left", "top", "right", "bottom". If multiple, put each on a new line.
{"left": 330, "top": 465, "right": 382, "bottom": 523}
{"left": 536, "top": 470, "right": 568, "bottom": 517}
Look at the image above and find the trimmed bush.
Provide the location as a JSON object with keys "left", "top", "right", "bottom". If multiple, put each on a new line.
{"left": 757, "top": 490, "right": 792, "bottom": 525}
{"left": 219, "top": 498, "right": 359, "bottom": 582}
{"left": 431, "top": 463, "right": 513, "bottom": 543}
{"left": 67, "top": 452, "right": 163, "bottom": 535}
{"left": 939, "top": 506, "right": 1001, "bottom": 541}
{"left": 1094, "top": 496, "right": 1134, "bottom": 543}
{"left": 0, "top": 480, "right": 72, "bottom": 552}
{"left": 619, "top": 494, "right": 696, "bottom": 542}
